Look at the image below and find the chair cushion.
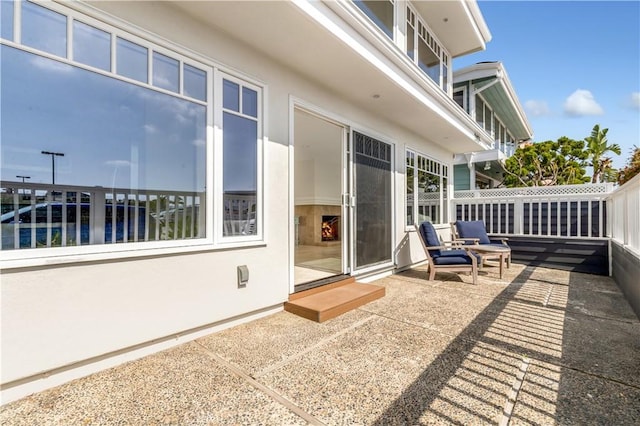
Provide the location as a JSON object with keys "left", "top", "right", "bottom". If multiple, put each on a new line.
{"left": 439, "top": 249, "right": 481, "bottom": 262}
{"left": 432, "top": 255, "right": 473, "bottom": 265}
{"left": 456, "top": 220, "right": 491, "bottom": 245}
{"left": 419, "top": 221, "right": 441, "bottom": 257}
{"left": 438, "top": 249, "right": 469, "bottom": 258}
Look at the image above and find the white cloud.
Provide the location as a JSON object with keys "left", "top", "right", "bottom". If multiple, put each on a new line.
{"left": 104, "top": 160, "right": 132, "bottom": 168}
{"left": 630, "top": 92, "right": 640, "bottom": 110}
{"left": 30, "top": 56, "right": 73, "bottom": 74}
{"left": 563, "top": 89, "right": 604, "bottom": 116}
{"left": 524, "top": 100, "right": 550, "bottom": 117}
{"left": 144, "top": 124, "right": 157, "bottom": 134}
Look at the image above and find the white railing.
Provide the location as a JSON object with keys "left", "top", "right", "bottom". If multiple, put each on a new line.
{"left": 607, "top": 174, "right": 640, "bottom": 255}
{"left": 223, "top": 192, "right": 257, "bottom": 236}
{"left": 452, "top": 183, "right": 615, "bottom": 238}
{"left": 1, "top": 181, "right": 205, "bottom": 250}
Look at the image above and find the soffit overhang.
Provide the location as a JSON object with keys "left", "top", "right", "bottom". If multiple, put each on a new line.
{"left": 168, "top": 0, "right": 494, "bottom": 154}
{"left": 453, "top": 149, "right": 506, "bottom": 182}
{"left": 412, "top": 0, "right": 492, "bottom": 58}
{"left": 454, "top": 62, "right": 533, "bottom": 141}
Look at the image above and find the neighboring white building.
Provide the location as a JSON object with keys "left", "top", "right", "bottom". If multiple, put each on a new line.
{"left": 452, "top": 61, "right": 533, "bottom": 189}
{"left": 1, "top": 0, "right": 498, "bottom": 402}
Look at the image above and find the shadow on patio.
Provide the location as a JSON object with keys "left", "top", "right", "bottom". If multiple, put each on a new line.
{"left": 373, "top": 265, "right": 640, "bottom": 424}
{"left": 1, "top": 263, "right": 639, "bottom": 425}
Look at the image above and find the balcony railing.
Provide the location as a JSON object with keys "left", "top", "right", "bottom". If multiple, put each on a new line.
{"left": 1, "top": 181, "right": 205, "bottom": 250}
{"left": 452, "top": 183, "right": 614, "bottom": 238}
{"left": 607, "top": 173, "right": 640, "bottom": 255}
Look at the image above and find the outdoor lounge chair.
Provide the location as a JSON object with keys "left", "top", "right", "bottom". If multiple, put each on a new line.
{"left": 452, "top": 220, "right": 511, "bottom": 270}
{"left": 415, "top": 222, "right": 478, "bottom": 285}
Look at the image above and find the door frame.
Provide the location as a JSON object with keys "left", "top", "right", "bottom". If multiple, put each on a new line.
{"left": 288, "top": 98, "right": 396, "bottom": 293}
{"left": 289, "top": 99, "right": 351, "bottom": 294}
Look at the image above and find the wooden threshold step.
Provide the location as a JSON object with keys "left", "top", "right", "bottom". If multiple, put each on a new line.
{"left": 284, "top": 281, "right": 385, "bottom": 323}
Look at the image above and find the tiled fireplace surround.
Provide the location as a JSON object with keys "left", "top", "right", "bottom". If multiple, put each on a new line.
{"left": 295, "top": 205, "right": 341, "bottom": 246}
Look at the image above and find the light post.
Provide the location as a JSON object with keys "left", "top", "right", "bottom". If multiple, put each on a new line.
{"left": 16, "top": 175, "right": 31, "bottom": 183}
{"left": 41, "top": 151, "right": 65, "bottom": 184}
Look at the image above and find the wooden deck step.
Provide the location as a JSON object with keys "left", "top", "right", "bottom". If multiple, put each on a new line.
{"left": 284, "top": 279, "right": 385, "bottom": 323}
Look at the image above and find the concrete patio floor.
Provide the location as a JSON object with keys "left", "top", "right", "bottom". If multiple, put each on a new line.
{"left": 2, "top": 263, "right": 639, "bottom": 425}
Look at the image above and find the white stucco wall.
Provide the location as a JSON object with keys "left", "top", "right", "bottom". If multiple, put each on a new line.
{"left": 1, "top": 0, "right": 457, "bottom": 400}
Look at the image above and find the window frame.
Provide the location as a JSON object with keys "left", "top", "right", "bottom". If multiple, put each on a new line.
{"left": 214, "top": 72, "right": 264, "bottom": 244}
{"left": 405, "top": 148, "right": 449, "bottom": 228}
{"left": 405, "top": 4, "right": 451, "bottom": 93}
{"left": 353, "top": 0, "right": 396, "bottom": 40}
{"left": 453, "top": 86, "right": 467, "bottom": 111}
{"left": 0, "top": 0, "right": 266, "bottom": 267}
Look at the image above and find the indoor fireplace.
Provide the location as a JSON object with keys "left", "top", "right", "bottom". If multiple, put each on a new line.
{"left": 321, "top": 215, "right": 340, "bottom": 241}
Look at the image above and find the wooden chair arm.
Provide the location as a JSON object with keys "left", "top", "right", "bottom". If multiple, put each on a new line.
{"left": 489, "top": 237, "right": 509, "bottom": 244}
{"left": 426, "top": 244, "right": 476, "bottom": 253}
{"left": 454, "top": 237, "right": 480, "bottom": 244}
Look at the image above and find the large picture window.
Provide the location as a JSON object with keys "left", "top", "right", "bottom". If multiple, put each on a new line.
{"left": 406, "top": 150, "right": 448, "bottom": 226}
{"left": 0, "top": 1, "right": 223, "bottom": 252}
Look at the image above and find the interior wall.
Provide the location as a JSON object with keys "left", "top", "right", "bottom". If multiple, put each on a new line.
{"left": 294, "top": 109, "right": 342, "bottom": 206}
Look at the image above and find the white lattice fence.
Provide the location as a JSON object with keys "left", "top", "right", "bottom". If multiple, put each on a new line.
{"left": 452, "top": 183, "right": 615, "bottom": 238}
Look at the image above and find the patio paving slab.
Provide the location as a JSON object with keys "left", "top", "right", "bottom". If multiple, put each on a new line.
{"left": 1, "top": 264, "right": 639, "bottom": 425}
{"left": 566, "top": 281, "right": 639, "bottom": 321}
{"left": 258, "top": 316, "right": 520, "bottom": 425}
{"left": 558, "top": 312, "right": 640, "bottom": 387}
{"left": 196, "top": 308, "right": 372, "bottom": 377}
{"left": 0, "top": 342, "right": 306, "bottom": 426}
{"left": 361, "top": 278, "right": 502, "bottom": 339}
{"left": 510, "top": 360, "right": 640, "bottom": 425}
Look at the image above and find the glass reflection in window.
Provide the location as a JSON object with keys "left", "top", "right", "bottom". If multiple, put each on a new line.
{"left": 1, "top": 0, "right": 14, "bottom": 41}
{"left": 418, "top": 38, "right": 440, "bottom": 85}
{"left": 73, "top": 20, "right": 111, "bottom": 71}
{"left": 116, "top": 37, "right": 148, "bottom": 83}
{"left": 223, "top": 79, "right": 240, "bottom": 112}
{"left": 354, "top": 0, "right": 394, "bottom": 39}
{"left": 153, "top": 51, "right": 179, "bottom": 93}
{"left": 184, "top": 64, "right": 206, "bottom": 102}
{"left": 1, "top": 45, "right": 206, "bottom": 248}
{"left": 418, "top": 170, "right": 440, "bottom": 224}
{"left": 222, "top": 79, "right": 258, "bottom": 237}
{"left": 21, "top": 1, "right": 67, "bottom": 57}
{"left": 242, "top": 87, "right": 257, "bottom": 118}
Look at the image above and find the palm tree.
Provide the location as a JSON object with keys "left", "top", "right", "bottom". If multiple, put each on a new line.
{"left": 598, "top": 157, "right": 618, "bottom": 183}
{"left": 585, "top": 124, "right": 621, "bottom": 183}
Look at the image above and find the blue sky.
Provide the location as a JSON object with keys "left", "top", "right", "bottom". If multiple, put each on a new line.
{"left": 455, "top": 0, "right": 640, "bottom": 170}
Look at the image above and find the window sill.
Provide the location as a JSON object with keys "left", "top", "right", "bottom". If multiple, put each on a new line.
{"left": 0, "top": 239, "right": 267, "bottom": 271}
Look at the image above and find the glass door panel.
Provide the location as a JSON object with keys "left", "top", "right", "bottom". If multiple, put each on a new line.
{"left": 293, "top": 109, "right": 347, "bottom": 287}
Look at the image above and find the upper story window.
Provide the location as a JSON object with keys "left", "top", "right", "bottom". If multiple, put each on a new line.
{"left": 406, "top": 150, "right": 448, "bottom": 227}
{"left": 1, "top": 1, "right": 263, "bottom": 257}
{"left": 406, "top": 6, "right": 450, "bottom": 93}
{"left": 453, "top": 87, "right": 466, "bottom": 110}
{"left": 475, "top": 94, "right": 495, "bottom": 137}
{"left": 354, "top": 0, "right": 395, "bottom": 39}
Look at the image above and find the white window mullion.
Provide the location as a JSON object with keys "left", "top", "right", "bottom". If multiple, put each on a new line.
{"left": 110, "top": 33, "right": 116, "bottom": 73}
{"left": 179, "top": 60, "right": 184, "bottom": 95}
{"left": 67, "top": 15, "right": 73, "bottom": 60}
{"left": 147, "top": 48, "right": 153, "bottom": 85}
{"left": 14, "top": 0, "right": 21, "bottom": 44}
